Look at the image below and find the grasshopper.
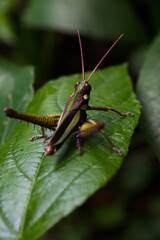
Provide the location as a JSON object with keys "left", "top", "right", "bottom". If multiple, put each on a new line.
{"left": 4, "top": 30, "right": 134, "bottom": 156}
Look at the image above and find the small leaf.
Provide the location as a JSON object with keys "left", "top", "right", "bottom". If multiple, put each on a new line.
{"left": 0, "top": 64, "right": 140, "bottom": 240}
{"left": 0, "top": 58, "right": 34, "bottom": 145}
{"left": 0, "top": 0, "right": 19, "bottom": 45}
{"left": 22, "top": 0, "right": 148, "bottom": 44}
{"left": 137, "top": 34, "right": 160, "bottom": 159}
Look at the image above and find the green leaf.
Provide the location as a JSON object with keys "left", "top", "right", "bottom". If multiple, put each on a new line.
{"left": 22, "top": 0, "right": 148, "bottom": 44}
{"left": 137, "top": 34, "right": 160, "bottom": 159}
{"left": 0, "top": 58, "right": 34, "bottom": 145}
{"left": 0, "top": 64, "right": 140, "bottom": 240}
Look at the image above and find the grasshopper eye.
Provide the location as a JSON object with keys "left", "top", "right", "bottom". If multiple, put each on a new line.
{"left": 84, "top": 83, "right": 91, "bottom": 92}
{"left": 75, "top": 82, "right": 80, "bottom": 89}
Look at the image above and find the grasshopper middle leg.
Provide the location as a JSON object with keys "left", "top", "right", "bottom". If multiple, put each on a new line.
{"left": 76, "top": 120, "right": 104, "bottom": 153}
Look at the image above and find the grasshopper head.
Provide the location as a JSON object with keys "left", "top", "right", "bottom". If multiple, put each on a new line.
{"left": 75, "top": 80, "right": 91, "bottom": 103}
{"left": 75, "top": 81, "right": 91, "bottom": 95}
{"left": 66, "top": 80, "right": 92, "bottom": 111}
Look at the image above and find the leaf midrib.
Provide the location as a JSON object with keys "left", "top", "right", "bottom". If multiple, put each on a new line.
{"left": 18, "top": 152, "right": 45, "bottom": 240}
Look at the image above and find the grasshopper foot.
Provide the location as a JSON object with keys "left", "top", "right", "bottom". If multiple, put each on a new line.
{"left": 30, "top": 135, "right": 44, "bottom": 141}
{"left": 121, "top": 112, "right": 135, "bottom": 117}
{"left": 112, "top": 147, "right": 123, "bottom": 156}
{"left": 45, "top": 144, "right": 56, "bottom": 155}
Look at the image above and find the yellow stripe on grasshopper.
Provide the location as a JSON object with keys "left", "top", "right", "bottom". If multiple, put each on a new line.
{"left": 54, "top": 110, "right": 81, "bottom": 145}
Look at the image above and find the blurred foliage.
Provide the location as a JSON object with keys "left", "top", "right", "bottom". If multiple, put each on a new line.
{"left": 0, "top": 0, "right": 160, "bottom": 239}
{"left": 137, "top": 35, "right": 160, "bottom": 159}
{"left": 0, "top": 57, "right": 34, "bottom": 144}
{"left": 22, "top": 0, "right": 148, "bottom": 44}
{"left": 0, "top": 0, "right": 19, "bottom": 44}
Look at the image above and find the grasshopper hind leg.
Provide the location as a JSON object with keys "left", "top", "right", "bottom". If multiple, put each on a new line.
{"left": 100, "top": 128, "right": 123, "bottom": 156}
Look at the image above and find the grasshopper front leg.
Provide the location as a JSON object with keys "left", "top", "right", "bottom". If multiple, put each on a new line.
{"left": 87, "top": 106, "right": 134, "bottom": 117}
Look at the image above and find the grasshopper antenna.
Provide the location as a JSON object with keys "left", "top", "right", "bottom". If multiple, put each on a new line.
{"left": 77, "top": 29, "right": 85, "bottom": 81}
{"left": 86, "top": 34, "right": 124, "bottom": 82}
